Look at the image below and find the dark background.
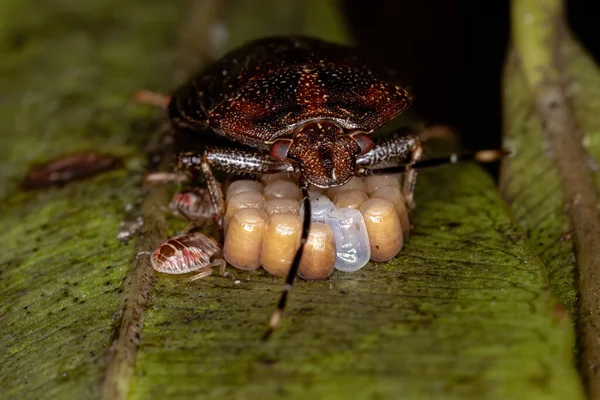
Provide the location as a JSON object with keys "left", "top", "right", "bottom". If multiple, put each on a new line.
{"left": 343, "top": 0, "right": 600, "bottom": 151}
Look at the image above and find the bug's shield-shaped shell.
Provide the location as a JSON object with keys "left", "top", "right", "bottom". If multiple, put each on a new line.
{"left": 151, "top": 232, "right": 220, "bottom": 274}
{"left": 209, "top": 64, "right": 412, "bottom": 144}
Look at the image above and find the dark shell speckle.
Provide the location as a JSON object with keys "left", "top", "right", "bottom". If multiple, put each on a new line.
{"left": 169, "top": 36, "right": 412, "bottom": 148}
{"left": 210, "top": 64, "right": 411, "bottom": 143}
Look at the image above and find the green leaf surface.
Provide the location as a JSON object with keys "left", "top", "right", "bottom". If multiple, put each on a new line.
{"left": 500, "top": 54, "right": 578, "bottom": 317}
{"left": 0, "top": 0, "right": 183, "bottom": 398}
{"left": 501, "top": 1, "right": 600, "bottom": 394}
{"left": 129, "top": 165, "right": 582, "bottom": 400}
{"left": 0, "top": 1, "right": 585, "bottom": 399}
{"left": 501, "top": 0, "right": 600, "bottom": 324}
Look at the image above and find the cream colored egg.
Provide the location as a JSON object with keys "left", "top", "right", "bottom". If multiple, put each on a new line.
{"left": 360, "top": 198, "right": 403, "bottom": 262}
{"left": 225, "top": 179, "right": 264, "bottom": 201}
{"left": 298, "top": 223, "right": 336, "bottom": 280}
{"left": 263, "top": 179, "right": 301, "bottom": 201}
{"left": 326, "top": 177, "right": 366, "bottom": 198}
{"left": 223, "top": 208, "right": 267, "bottom": 271}
{"left": 363, "top": 175, "right": 401, "bottom": 195}
{"left": 260, "top": 214, "right": 302, "bottom": 277}
{"left": 265, "top": 198, "right": 301, "bottom": 216}
{"left": 370, "top": 185, "right": 410, "bottom": 237}
{"left": 333, "top": 189, "right": 369, "bottom": 210}
{"left": 261, "top": 172, "right": 299, "bottom": 185}
{"left": 224, "top": 191, "right": 266, "bottom": 233}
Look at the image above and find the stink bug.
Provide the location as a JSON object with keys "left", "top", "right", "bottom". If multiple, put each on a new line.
{"left": 169, "top": 187, "right": 214, "bottom": 222}
{"left": 145, "top": 36, "right": 502, "bottom": 339}
{"left": 140, "top": 231, "right": 225, "bottom": 281}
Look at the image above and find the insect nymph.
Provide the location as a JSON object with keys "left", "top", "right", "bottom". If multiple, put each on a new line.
{"left": 163, "top": 36, "right": 495, "bottom": 339}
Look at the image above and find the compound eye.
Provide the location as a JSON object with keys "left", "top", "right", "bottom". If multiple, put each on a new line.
{"left": 351, "top": 133, "right": 373, "bottom": 155}
{"left": 270, "top": 139, "right": 293, "bottom": 161}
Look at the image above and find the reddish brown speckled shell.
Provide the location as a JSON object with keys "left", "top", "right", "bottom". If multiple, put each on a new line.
{"left": 169, "top": 36, "right": 412, "bottom": 148}
{"left": 210, "top": 64, "right": 410, "bottom": 143}
{"left": 150, "top": 232, "right": 220, "bottom": 274}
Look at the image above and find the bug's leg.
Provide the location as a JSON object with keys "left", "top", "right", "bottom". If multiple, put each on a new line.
{"left": 356, "top": 134, "right": 422, "bottom": 208}
{"left": 135, "top": 251, "right": 153, "bottom": 260}
{"left": 201, "top": 154, "right": 226, "bottom": 229}
{"left": 178, "top": 147, "right": 291, "bottom": 180}
{"left": 186, "top": 259, "right": 227, "bottom": 281}
{"left": 177, "top": 147, "right": 291, "bottom": 228}
{"left": 402, "top": 141, "right": 423, "bottom": 209}
{"left": 413, "top": 149, "right": 507, "bottom": 168}
{"left": 143, "top": 172, "right": 189, "bottom": 186}
{"left": 187, "top": 267, "right": 213, "bottom": 281}
{"left": 215, "top": 258, "right": 227, "bottom": 277}
{"left": 363, "top": 149, "right": 508, "bottom": 174}
{"left": 356, "top": 136, "right": 506, "bottom": 207}
{"left": 417, "top": 124, "right": 460, "bottom": 144}
{"left": 203, "top": 147, "right": 292, "bottom": 176}
{"left": 263, "top": 180, "right": 311, "bottom": 340}
{"left": 131, "top": 90, "right": 171, "bottom": 109}
{"left": 176, "top": 152, "right": 226, "bottom": 229}
{"left": 356, "top": 135, "right": 419, "bottom": 167}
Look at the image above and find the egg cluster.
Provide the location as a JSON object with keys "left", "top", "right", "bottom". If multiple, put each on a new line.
{"left": 222, "top": 173, "right": 410, "bottom": 280}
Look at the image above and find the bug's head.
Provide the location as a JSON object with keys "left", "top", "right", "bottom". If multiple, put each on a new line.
{"left": 270, "top": 121, "right": 373, "bottom": 188}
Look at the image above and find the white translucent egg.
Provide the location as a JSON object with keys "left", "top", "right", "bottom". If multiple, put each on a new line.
{"left": 299, "top": 195, "right": 371, "bottom": 272}
{"left": 326, "top": 208, "right": 371, "bottom": 272}
{"left": 301, "top": 195, "right": 336, "bottom": 223}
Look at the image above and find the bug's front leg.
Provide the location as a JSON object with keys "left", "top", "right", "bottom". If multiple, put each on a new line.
{"left": 357, "top": 135, "right": 507, "bottom": 208}
{"left": 356, "top": 134, "right": 423, "bottom": 208}
{"left": 176, "top": 147, "right": 292, "bottom": 228}
{"left": 131, "top": 90, "right": 171, "bottom": 109}
{"left": 187, "top": 258, "right": 227, "bottom": 281}
{"left": 176, "top": 152, "right": 226, "bottom": 229}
